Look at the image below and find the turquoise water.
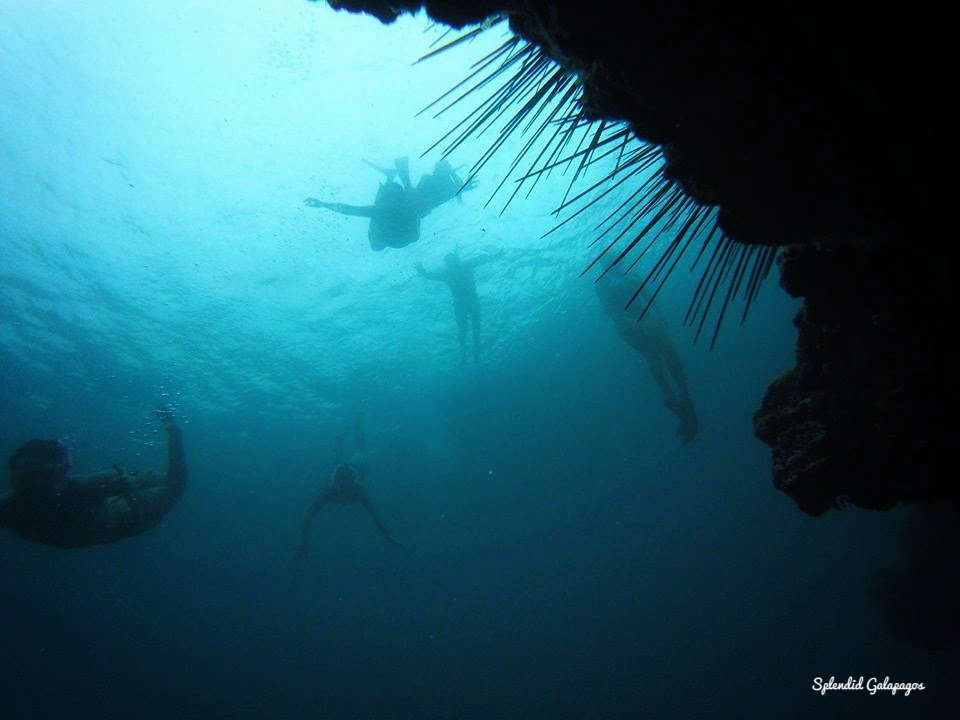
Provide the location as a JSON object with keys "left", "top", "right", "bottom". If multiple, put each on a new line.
{"left": 1, "top": 2, "right": 954, "bottom": 718}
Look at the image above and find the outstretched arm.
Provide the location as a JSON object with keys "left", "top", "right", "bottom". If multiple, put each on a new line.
{"left": 79, "top": 406, "right": 187, "bottom": 502}
{"left": 361, "top": 496, "right": 403, "bottom": 548}
{"left": 304, "top": 198, "right": 376, "bottom": 218}
{"left": 72, "top": 466, "right": 127, "bottom": 487}
{"left": 155, "top": 406, "right": 187, "bottom": 502}
{"left": 67, "top": 466, "right": 132, "bottom": 502}
{"left": 295, "top": 493, "right": 329, "bottom": 557}
{"left": 414, "top": 262, "right": 446, "bottom": 282}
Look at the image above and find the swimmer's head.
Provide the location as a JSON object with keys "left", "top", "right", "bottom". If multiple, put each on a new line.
{"left": 8, "top": 439, "right": 72, "bottom": 493}
{"left": 332, "top": 463, "right": 359, "bottom": 485}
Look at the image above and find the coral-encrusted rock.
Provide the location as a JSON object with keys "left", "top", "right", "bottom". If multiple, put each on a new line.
{"left": 759, "top": 241, "right": 958, "bottom": 514}
{"left": 754, "top": 367, "right": 837, "bottom": 516}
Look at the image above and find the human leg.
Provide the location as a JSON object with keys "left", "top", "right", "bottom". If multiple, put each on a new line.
{"left": 454, "top": 303, "right": 468, "bottom": 364}
{"left": 471, "top": 308, "right": 481, "bottom": 363}
{"left": 394, "top": 156, "right": 411, "bottom": 189}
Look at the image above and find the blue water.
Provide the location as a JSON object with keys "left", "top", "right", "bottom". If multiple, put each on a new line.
{"left": 1, "top": 2, "right": 956, "bottom": 718}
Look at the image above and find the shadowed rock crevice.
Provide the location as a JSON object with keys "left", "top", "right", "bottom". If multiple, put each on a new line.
{"left": 872, "top": 503, "right": 960, "bottom": 651}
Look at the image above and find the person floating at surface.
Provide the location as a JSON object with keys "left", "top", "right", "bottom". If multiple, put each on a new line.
{"left": 295, "top": 413, "right": 402, "bottom": 555}
{"left": 304, "top": 156, "right": 476, "bottom": 251}
{"left": 415, "top": 248, "right": 503, "bottom": 365}
{"left": 595, "top": 276, "right": 699, "bottom": 442}
{"left": 0, "top": 406, "right": 187, "bottom": 548}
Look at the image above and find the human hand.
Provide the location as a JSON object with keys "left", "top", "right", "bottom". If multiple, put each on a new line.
{"left": 153, "top": 405, "right": 176, "bottom": 430}
{"left": 304, "top": 197, "right": 322, "bottom": 208}
{"left": 462, "top": 175, "right": 479, "bottom": 192}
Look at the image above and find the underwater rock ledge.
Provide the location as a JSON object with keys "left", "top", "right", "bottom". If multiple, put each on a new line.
{"left": 323, "top": 0, "right": 957, "bottom": 516}
{"left": 755, "top": 242, "right": 957, "bottom": 515}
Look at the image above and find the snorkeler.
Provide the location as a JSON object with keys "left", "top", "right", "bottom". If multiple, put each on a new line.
{"left": 415, "top": 248, "right": 503, "bottom": 364}
{"left": 295, "top": 413, "right": 402, "bottom": 554}
{"left": 596, "top": 276, "right": 699, "bottom": 442}
{"left": 304, "top": 156, "right": 477, "bottom": 251}
{"left": 0, "top": 406, "right": 188, "bottom": 547}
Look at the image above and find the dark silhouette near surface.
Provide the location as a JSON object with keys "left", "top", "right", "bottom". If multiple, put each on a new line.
{"left": 295, "top": 413, "right": 402, "bottom": 554}
{"left": 416, "top": 248, "right": 502, "bottom": 364}
{"left": 0, "top": 406, "right": 187, "bottom": 548}
{"left": 304, "top": 156, "right": 476, "bottom": 251}
{"left": 596, "top": 277, "right": 699, "bottom": 442}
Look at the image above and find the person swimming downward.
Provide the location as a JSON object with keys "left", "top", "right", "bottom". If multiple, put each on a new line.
{"left": 295, "top": 412, "right": 402, "bottom": 554}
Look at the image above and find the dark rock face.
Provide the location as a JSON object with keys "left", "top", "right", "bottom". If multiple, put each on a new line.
{"left": 325, "top": 0, "right": 957, "bottom": 516}
{"left": 757, "top": 242, "right": 957, "bottom": 516}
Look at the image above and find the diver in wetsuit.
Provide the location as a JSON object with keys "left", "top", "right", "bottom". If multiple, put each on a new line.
{"left": 304, "top": 156, "right": 476, "bottom": 251}
{"left": 0, "top": 406, "right": 187, "bottom": 547}
{"left": 295, "top": 413, "right": 402, "bottom": 554}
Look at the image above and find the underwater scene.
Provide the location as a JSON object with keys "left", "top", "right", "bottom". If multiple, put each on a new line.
{"left": 1, "top": 1, "right": 956, "bottom": 718}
